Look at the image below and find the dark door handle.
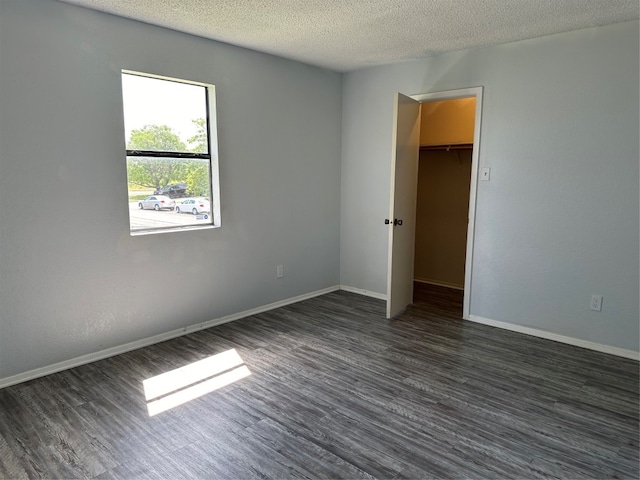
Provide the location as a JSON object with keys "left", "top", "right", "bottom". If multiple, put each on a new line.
{"left": 384, "top": 219, "right": 403, "bottom": 226}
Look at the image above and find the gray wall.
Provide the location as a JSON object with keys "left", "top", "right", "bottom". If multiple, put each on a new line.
{"left": 340, "top": 21, "right": 639, "bottom": 352}
{"left": 1, "top": 1, "right": 637, "bottom": 383}
{"left": 0, "top": 0, "right": 342, "bottom": 379}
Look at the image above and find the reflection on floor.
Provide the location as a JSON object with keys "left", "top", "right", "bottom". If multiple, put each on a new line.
{"left": 413, "top": 281, "right": 463, "bottom": 318}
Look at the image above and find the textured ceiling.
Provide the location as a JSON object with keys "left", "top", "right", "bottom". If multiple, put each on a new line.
{"left": 58, "top": 0, "right": 639, "bottom": 72}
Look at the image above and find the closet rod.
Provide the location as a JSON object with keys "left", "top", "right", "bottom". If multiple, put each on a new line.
{"left": 420, "top": 143, "right": 473, "bottom": 151}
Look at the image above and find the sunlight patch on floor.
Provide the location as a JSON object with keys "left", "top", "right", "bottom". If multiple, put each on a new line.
{"left": 143, "top": 348, "right": 251, "bottom": 416}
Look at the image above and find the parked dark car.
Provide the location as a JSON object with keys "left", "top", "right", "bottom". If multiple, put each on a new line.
{"left": 153, "top": 183, "right": 188, "bottom": 198}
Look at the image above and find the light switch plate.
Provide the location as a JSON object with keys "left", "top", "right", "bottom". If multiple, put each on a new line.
{"left": 481, "top": 167, "right": 491, "bottom": 181}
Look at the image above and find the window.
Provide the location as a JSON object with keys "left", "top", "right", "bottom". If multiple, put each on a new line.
{"left": 121, "top": 71, "right": 220, "bottom": 235}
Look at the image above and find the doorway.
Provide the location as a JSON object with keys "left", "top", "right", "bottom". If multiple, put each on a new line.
{"left": 386, "top": 87, "right": 483, "bottom": 320}
{"left": 413, "top": 97, "right": 475, "bottom": 317}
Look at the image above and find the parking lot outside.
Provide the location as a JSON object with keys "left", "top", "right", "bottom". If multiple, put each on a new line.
{"left": 128, "top": 201, "right": 211, "bottom": 231}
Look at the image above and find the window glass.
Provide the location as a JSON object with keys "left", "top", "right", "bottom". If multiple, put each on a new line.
{"left": 122, "top": 74, "right": 208, "bottom": 154}
{"left": 122, "top": 72, "right": 219, "bottom": 235}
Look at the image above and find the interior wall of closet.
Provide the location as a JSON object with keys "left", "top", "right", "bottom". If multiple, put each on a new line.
{"left": 414, "top": 98, "right": 476, "bottom": 290}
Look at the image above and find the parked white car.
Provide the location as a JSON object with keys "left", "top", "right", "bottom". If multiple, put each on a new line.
{"left": 175, "top": 198, "right": 210, "bottom": 214}
{"left": 138, "top": 195, "right": 176, "bottom": 211}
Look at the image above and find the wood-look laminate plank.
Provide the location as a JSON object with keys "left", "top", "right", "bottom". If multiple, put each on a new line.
{"left": 0, "top": 289, "right": 638, "bottom": 479}
{"left": 246, "top": 417, "right": 377, "bottom": 480}
{"left": 0, "top": 428, "right": 29, "bottom": 480}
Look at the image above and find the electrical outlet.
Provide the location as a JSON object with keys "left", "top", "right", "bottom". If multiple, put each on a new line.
{"left": 590, "top": 294, "right": 603, "bottom": 312}
{"left": 276, "top": 265, "right": 284, "bottom": 278}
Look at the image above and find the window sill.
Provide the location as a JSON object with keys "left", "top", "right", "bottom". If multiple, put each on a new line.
{"left": 131, "top": 224, "right": 220, "bottom": 236}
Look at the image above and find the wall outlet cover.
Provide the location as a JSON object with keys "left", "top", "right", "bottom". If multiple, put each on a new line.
{"left": 590, "top": 294, "right": 603, "bottom": 311}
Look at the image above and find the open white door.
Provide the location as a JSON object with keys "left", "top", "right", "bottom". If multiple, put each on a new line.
{"left": 386, "top": 93, "right": 420, "bottom": 318}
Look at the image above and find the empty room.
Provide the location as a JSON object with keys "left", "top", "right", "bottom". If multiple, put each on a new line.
{"left": 0, "top": 0, "right": 638, "bottom": 478}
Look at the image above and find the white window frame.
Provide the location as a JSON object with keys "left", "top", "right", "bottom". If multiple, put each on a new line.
{"left": 122, "top": 70, "right": 221, "bottom": 236}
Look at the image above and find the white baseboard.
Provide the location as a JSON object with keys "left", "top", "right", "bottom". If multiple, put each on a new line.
{"left": 6, "top": 287, "right": 634, "bottom": 389}
{"left": 339, "top": 285, "right": 387, "bottom": 300}
{"left": 0, "top": 285, "right": 341, "bottom": 390}
{"left": 413, "top": 278, "right": 464, "bottom": 290}
{"left": 468, "top": 314, "right": 639, "bottom": 361}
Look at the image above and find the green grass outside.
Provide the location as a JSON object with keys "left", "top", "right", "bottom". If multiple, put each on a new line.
{"left": 128, "top": 193, "right": 149, "bottom": 201}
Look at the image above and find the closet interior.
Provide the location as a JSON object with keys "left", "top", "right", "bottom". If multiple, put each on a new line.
{"left": 414, "top": 98, "right": 475, "bottom": 315}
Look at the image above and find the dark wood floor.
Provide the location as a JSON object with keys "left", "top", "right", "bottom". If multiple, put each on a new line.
{"left": 0, "top": 289, "right": 638, "bottom": 479}
{"left": 413, "top": 282, "right": 463, "bottom": 317}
